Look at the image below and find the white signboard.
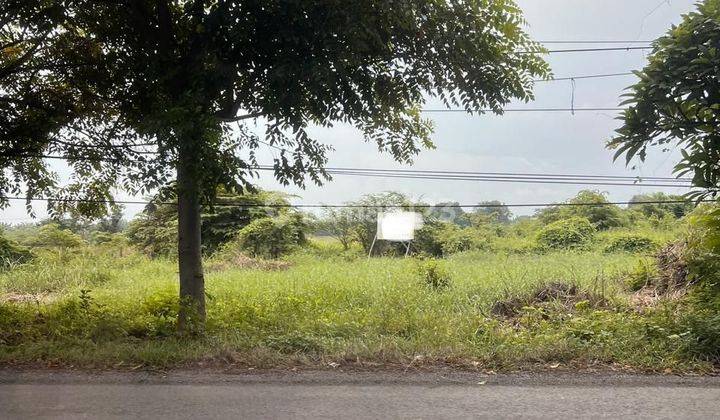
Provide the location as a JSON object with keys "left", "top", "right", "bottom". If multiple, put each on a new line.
{"left": 376, "top": 212, "right": 424, "bottom": 241}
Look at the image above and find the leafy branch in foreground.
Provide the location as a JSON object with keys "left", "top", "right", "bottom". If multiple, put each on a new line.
{"left": 609, "top": 0, "right": 720, "bottom": 201}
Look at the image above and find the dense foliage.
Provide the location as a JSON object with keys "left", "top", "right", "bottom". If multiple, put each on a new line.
{"left": 609, "top": 0, "right": 720, "bottom": 199}
{"left": 472, "top": 201, "right": 513, "bottom": 224}
{"left": 414, "top": 221, "right": 487, "bottom": 257}
{"left": 25, "top": 224, "right": 85, "bottom": 249}
{"left": 604, "top": 234, "right": 658, "bottom": 253}
{"left": 126, "top": 190, "right": 291, "bottom": 257}
{"left": 231, "top": 213, "right": 308, "bottom": 259}
{"left": 536, "top": 217, "right": 596, "bottom": 250}
{"left": 629, "top": 193, "right": 694, "bottom": 219}
{"left": 537, "top": 190, "right": 626, "bottom": 230}
{"left": 0, "top": 234, "right": 32, "bottom": 269}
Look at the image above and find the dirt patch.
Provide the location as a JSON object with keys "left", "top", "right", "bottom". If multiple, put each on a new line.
{"left": 629, "top": 286, "right": 687, "bottom": 310}
{"left": 0, "top": 293, "right": 51, "bottom": 304}
{"left": 491, "top": 282, "right": 606, "bottom": 319}
{"left": 206, "top": 252, "right": 292, "bottom": 272}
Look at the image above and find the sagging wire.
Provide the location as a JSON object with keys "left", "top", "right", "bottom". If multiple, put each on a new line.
{"left": 570, "top": 78, "right": 577, "bottom": 116}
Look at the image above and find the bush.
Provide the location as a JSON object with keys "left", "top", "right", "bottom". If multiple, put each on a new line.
{"left": 536, "top": 217, "right": 595, "bottom": 250}
{"left": 26, "top": 223, "right": 85, "bottom": 249}
{"left": 416, "top": 258, "right": 451, "bottom": 290}
{"left": 536, "top": 190, "right": 627, "bottom": 230}
{"left": 414, "top": 222, "right": 487, "bottom": 257}
{"left": 126, "top": 189, "right": 291, "bottom": 257}
{"left": 0, "top": 235, "right": 33, "bottom": 269}
{"left": 413, "top": 222, "right": 447, "bottom": 257}
{"left": 604, "top": 234, "right": 658, "bottom": 253}
{"left": 233, "top": 213, "right": 307, "bottom": 259}
{"left": 440, "top": 227, "right": 487, "bottom": 255}
{"left": 126, "top": 218, "right": 177, "bottom": 258}
{"left": 625, "top": 260, "right": 658, "bottom": 291}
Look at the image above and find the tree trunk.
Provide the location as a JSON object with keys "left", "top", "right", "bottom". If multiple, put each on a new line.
{"left": 177, "top": 140, "right": 205, "bottom": 334}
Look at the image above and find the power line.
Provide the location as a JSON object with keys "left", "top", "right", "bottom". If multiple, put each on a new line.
{"left": 250, "top": 165, "right": 691, "bottom": 188}
{"left": 255, "top": 165, "right": 689, "bottom": 182}
{"left": 419, "top": 107, "right": 623, "bottom": 113}
{"left": 301, "top": 170, "right": 691, "bottom": 188}
{"left": 538, "top": 40, "right": 653, "bottom": 44}
{"left": 535, "top": 72, "right": 636, "bottom": 82}
{"left": 3, "top": 153, "right": 692, "bottom": 187}
{"left": 0, "top": 196, "right": 711, "bottom": 209}
{"left": 534, "top": 46, "right": 652, "bottom": 54}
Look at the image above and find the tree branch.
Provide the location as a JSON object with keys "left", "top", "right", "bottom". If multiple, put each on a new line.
{"left": 218, "top": 112, "right": 265, "bottom": 123}
{"left": 0, "top": 32, "right": 47, "bottom": 80}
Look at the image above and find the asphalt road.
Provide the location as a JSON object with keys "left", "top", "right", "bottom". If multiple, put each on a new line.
{"left": 1, "top": 370, "right": 719, "bottom": 419}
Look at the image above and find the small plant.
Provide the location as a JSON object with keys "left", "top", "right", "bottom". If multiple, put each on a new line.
{"left": 536, "top": 217, "right": 596, "bottom": 250}
{"left": 79, "top": 289, "right": 94, "bottom": 312}
{"left": 625, "top": 260, "right": 658, "bottom": 291}
{"left": 416, "top": 258, "right": 452, "bottom": 290}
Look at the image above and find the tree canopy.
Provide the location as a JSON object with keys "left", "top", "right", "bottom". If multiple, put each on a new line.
{"left": 629, "top": 192, "right": 694, "bottom": 219}
{"left": 473, "top": 200, "right": 513, "bottom": 224}
{"left": 2, "top": 0, "right": 548, "bottom": 211}
{"left": 536, "top": 190, "right": 626, "bottom": 231}
{"left": 609, "top": 0, "right": 720, "bottom": 200}
{"left": 126, "top": 189, "right": 291, "bottom": 257}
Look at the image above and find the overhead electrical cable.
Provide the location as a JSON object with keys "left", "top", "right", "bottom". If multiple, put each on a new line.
{"left": 534, "top": 72, "right": 636, "bottom": 82}
{"left": 2, "top": 153, "right": 691, "bottom": 187}
{"left": 530, "top": 46, "right": 652, "bottom": 54}
{"left": 308, "top": 170, "right": 690, "bottom": 188}
{"left": 253, "top": 165, "right": 690, "bottom": 182}
{"left": 538, "top": 40, "right": 653, "bottom": 44}
{"left": 0, "top": 196, "right": 712, "bottom": 209}
{"left": 419, "top": 107, "right": 624, "bottom": 113}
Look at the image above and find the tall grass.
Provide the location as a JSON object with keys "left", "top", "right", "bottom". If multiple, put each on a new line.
{"left": 2, "top": 242, "right": 711, "bottom": 372}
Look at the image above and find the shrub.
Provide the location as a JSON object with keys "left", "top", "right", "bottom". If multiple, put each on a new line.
{"left": 126, "top": 189, "right": 291, "bottom": 257}
{"left": 536, "top": 190, "right": 627, "bottom": 230}
{"left": 0, "top": 235, "right": 33, "bottom": 269}
{"left": 440, "top": 227, "right": 487, "bottom": 255}
{"left": 233, "top": 213, "right": 307, "bottom": 259}
{"left": 413, "top": 222, "right": 447, "bottom": 257}
{"left": 604, "top": 234, "right": 658, "bottom": 253}
{"left": 625, "top": 260, "right": 658, "bottom": 291}
{"left": 416, "top": 258, "right": 451, "bottom": 290}
{"left": 414, "top": 222, "right": 487, "bottom": 257}
{"left": 26, "top": 223, "right": 85, "bottom": 249}
{"left": 536, "top": 217, "right": 595, "bottom": 250}
{"left": 126, "top": 218, "right": 177, "bottom": 258}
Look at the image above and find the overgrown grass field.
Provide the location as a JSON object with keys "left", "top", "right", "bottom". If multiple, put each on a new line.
{"left": 1, "top": 238, "right": 713, "bottom": 372}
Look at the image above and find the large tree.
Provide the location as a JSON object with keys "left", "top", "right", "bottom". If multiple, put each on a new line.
{"left": 1, "top": 1, "right": 548, "bottom": 331}
{"left": 609, "top": 0, "right": 720, "bottom": 200}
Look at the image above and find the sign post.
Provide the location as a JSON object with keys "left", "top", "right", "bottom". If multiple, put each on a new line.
{"left": 368, "top": 212, "right": 424, "bottom": 258}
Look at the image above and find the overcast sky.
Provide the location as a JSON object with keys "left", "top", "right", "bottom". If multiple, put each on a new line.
{"left": 1, "top": 0, "right": 699, "bottom": 223}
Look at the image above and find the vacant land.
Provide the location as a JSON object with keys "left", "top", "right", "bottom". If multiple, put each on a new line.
{"left": 0, "top": 234, "right": 714, "bottom": 372}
